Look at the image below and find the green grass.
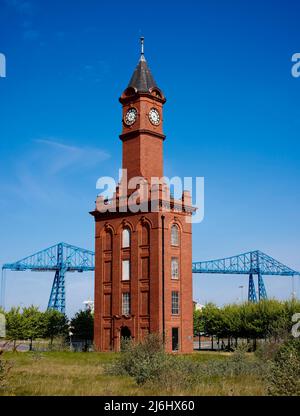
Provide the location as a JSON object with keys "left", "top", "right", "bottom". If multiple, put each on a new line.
{"left": 0, "top": 351, "right": 266, "bottom": 396}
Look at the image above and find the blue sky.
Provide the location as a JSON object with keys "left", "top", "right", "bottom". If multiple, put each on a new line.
{"left": 0, "top": 0, "right": 299, "bottom": 316}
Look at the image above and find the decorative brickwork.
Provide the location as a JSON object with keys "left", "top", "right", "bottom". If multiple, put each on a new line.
{"left": 91, "top": 50, "right": 194, "bottom": 353}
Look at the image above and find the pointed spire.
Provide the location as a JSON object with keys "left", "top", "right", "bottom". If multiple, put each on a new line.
{"left": 140, "top": 36, "right": 145, "bottom": 57}
{"left": 127, "top": 37, "right": 158, "bottom": 93}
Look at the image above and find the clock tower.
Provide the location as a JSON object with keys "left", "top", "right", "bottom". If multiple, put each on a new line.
{"left": 119, "top": 37, "right": 166, "bottom": 184}
{"left": 91, "top": 38, "right": 194, "bottom": 353}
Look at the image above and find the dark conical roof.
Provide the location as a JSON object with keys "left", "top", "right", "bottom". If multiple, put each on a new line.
{"left": 127, "top": 54, "right": 158, "bottom": 93}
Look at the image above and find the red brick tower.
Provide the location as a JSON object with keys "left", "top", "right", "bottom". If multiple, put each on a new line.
{"left": 91, "top": 39, "right": 194, "bottom": 353}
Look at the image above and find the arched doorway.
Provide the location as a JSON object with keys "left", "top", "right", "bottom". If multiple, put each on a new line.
{"left": 120, "top": 326, "right": 131, "bottom": 339}
{"left": 120, "top": 326, "right": 131, "bottom": 350}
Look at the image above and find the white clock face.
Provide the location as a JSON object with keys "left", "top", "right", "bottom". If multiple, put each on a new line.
{"left": 124, "top": 107, "right": 137, "bottom": 126}
{"left": 148, "top": 108, "right": 160, "bottom": 126}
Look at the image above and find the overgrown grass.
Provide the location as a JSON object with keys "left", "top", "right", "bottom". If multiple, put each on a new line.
{"left": 108, "top": 336, "right": 266, "bottom": 395}
{"left": 0, "top": 349, "right": 266, "bottom": 396}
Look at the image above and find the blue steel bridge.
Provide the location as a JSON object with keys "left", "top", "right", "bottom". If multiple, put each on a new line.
{"left": 1, "top": 242, "right": 299, "bottom": 314}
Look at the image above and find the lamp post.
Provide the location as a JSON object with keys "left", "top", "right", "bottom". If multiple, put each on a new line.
{"left": 68, "top": 320, "right": 74, "bottom": 351}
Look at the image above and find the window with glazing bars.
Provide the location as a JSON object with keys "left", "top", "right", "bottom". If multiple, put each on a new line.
{"left": 122, "top": 292, "right": 130, "bottom": 315}
{"left": 171, "top": 225, "right": 179, "bottom": 246}
{"left": 122, "top": 259, "right": 130, "bottom": 281}
{"left": 171, "top": 291, "right": 179, "bottom": 315}
{"left": 171, "top": 257, "right": 179, "bottom": 279}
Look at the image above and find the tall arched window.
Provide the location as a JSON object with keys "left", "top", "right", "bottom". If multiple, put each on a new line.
{"left": 122, "top": 228, "right": 130, "bottom": 248}
{"left": 105, "top": 230, "right": 112, "bottom": 251}
{"left": 141, "top": 223, "right": 150, "bottom": 246}
{"left": 171, "top": 224, "right": 179, "bottom": 246}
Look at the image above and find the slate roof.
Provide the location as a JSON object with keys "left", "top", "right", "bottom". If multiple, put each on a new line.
{"left": 127, "top": 54, "right": 158, "bottom": 93}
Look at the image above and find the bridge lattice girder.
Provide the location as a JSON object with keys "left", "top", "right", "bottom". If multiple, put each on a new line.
{"left": 192, "top": 250, "right": 299, "bottom": 276}
{"left": 2, "top": 242, "right": 95, "bottom": 313}
{"left": 192, "top": 250, "right": 299, "bottom": 302}
{"left": 2, "top": 242, "right": 95, "bottom": 272}
{"left": 2, "top": 246, "right": 299, "bottom": 312}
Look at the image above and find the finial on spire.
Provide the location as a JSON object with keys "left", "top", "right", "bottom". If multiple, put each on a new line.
{"left": 140, "top": 36, "right": 144, "bottom": 55}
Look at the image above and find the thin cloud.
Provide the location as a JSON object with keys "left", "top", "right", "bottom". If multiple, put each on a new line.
{"left": 1, "top": 138, "right": 111, "bottom": 206}
{"left": 34, "top": 138, "right": 110, "bottom": 175}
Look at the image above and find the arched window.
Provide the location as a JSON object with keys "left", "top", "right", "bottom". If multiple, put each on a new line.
{"left": 171, "top": 257, "right": 179, "bottom": 279}
{"left": 171, "top": 224, "right": 179, "bottom": 246}
{"left": 105, "top": 230, "right": 112, "bottom": 251}
{"left": 122, "top": 228, "right": 130, "bottom": 248}
{"left": 122, "top": 260, "right": 130, "bottom": 281}
{"left": 141, "top": 223, "right": 150, "bottom": 246}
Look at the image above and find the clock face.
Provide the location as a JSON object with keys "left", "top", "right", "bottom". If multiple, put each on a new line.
{"left": 124, "top": 107, "right": 137, "bottom": 126}
{"left": 148, "top": 108, "right": 160, "bottom": 126}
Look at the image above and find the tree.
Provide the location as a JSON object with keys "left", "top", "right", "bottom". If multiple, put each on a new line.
{"left": 22, "top": 306, "right": 45, "bottom": 351}
{"left": 43, "top": 309, "right": 68, "bottom": 345}
{"left": 202, "top": 303, "right": 224, "bottom": 338}
{"left": 0, "top": 307, "right": 5, "bottom": 339}
{"left": 71, "top": 310, "right": 94, "bottom": 351}
{"left": 5, "top": 307, "right": 25, "bottom": 351}
{"left": 222, "top": 304, "right": 242, "bottom": 348}
{"left": 193, "top": 309, "right": 204, "bottom": 336}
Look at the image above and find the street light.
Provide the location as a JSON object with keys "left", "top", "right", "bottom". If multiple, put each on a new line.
{"left": 68, "top": 320, "right": 74, "bottom": 351}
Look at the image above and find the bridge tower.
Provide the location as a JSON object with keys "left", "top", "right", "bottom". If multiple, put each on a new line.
{"left": 91, "top": 39, "right": 195, "bottom": 353}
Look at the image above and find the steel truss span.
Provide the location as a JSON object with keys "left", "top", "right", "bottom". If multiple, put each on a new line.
{"left": 192, "top": 250, "right": 300, "bottom": 302}
{"left": 2, "top": 246, "right": 299, "bottom": 311}
{"left": 2, "top": 243, "right": 94, "bottom": 313}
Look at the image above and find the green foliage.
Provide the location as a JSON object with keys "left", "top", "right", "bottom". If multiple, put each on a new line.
{"left": 71, "top": 310, "right": 94, "bottom": 351}
{"left": 196, "top": 299, "right": 300, "bottom": 346}
{"left": 197, "top": 345, "right": 265, "bottom": 378}
{"left": 0, "top": 351, "right": 12, "bottom": 389}
{"left": 193, "top": 309, "right": 204, "bottom": 335}
{"left": 43, "top": 309, "right": 68, "bottom": 344}
{"left": 5, "top": 307, "right": 25, "bottom": 349}
{"left": 22, "top": 306, "right": 45, "bottom": 350}
{"left": 109, "top": 334, "right": 265, "bottom": 392}
{"left": 0, "top": 353, "right": 5, "bottom": 388}
{"left": 265, "top": 337, "right": 300, "bottom": 396}
{"left": 5, "top": 305, "right": 47, "bottom": 349}
{"left": 111, "top": 333, "right": 199, "bottom": 390}
{"left": 4, "top": 306, "right": 69, "bottom": 350}
{"left": 201, "top": 303, "right": 224, "bottom": 338}
{"left": 113, "top": 333, "right": 166, "bottom": 385}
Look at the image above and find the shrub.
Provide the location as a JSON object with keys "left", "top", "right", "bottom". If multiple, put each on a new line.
{"left": 108, "top": 334, "right": 264, "bottom": 392}
{"left": 0, "top": 351, "right": 12, "bottom": 389}
{"left": 255, "top": 340, "right": 282, "bottom": 362}
{"left": 110, "top": 333, "right": 166, "bottom": 385}
{"left": 265, "top": 337, "right": 300, "bottom": 396}
{"left": 198, "top": 344, "right": 265, "bottom": 378}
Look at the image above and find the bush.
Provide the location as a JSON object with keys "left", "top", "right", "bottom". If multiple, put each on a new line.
{"left": 108, "top": 334, "right": 264, "bottom": 392}
{"left": 255, "top": 340, "right": 282, "bottom": 362}
{"left": 265, "top": 337, "right": 300, "bottom": 396}
{"left": 109, "top": 333, "right": 198, "bottom": 391}
{"left": 198, "top": 344, "right": 265, "bottom": 378}
{"left": 110, "top": 334, "right": 166, "bottom": 385}
{"left": 0, "top": 351, "right": 12, "bottom": 389}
